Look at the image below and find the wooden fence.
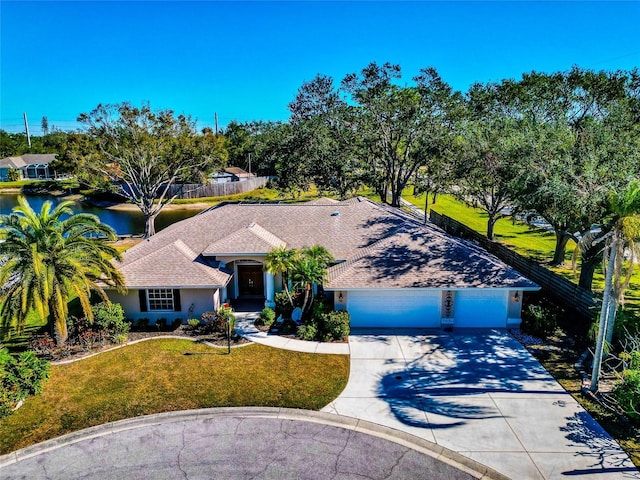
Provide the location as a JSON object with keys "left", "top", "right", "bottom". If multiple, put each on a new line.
{"left": 167, "top": 177, "right": 269, "bottom": 199}
{"left": 429, "top": 210, "right": 598, "bottom": 320}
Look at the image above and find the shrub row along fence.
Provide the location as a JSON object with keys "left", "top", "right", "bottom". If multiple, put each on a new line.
{"left": 167, "top": 177, "right": 269, "bottom": 199}
{"left": 429, "top": 210, "right": 598, "bottom": 321}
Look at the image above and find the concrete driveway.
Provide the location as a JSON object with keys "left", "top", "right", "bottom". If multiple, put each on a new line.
{"left": 323, "top": 329, "right": 639, "bottom": 480}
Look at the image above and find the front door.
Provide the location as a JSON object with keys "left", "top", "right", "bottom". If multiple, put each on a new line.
{"left": 237, "top": 265, "right": 264, "bottom": 297}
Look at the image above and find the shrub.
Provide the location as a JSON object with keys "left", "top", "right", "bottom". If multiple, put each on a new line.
{"left": 137, "top": 318, "right": 150, "bottom": 329}
{"left": 188, "top": 318, "right": 201, "bottom": 328}
{"left": 28, "top": 333, "right": 57, "bottom": 358}
{"left": 78, "top": 330, "right": 104, "bottom": 351}
{"left": 155, "top": 318, "right": 167, "bottom": 330}
{"left": 92, "top": 302, "right": 130, "bottom": 338}
{"left": 321, "top": 311, "right": 350, "bottom": 342}
{"left": 201, "top": 306, "right": 235, "bottom": 334}
{"left": 7, "top": 168, "right": 20, "bottom": 182}
{"left": 520, "top": 304, "right": 557, "bottom": 338}
{"left": 260, "top": 307, "right": 276, "bottom": 327}
{"left": 201, "top": 311, "right": 225, "bottom": 333}
{"left": 613, "top": 369, "right": 640, "bottom": 421}
{"left": 0, "top": 347, "right": 50, "bottom": 419}
{"left": 311, "top": 300, "right": 331, "bottom": 323}
{"left": 112, "top": 333, "right": 128, "bottom": 345}
{"left": 297, "top": 323, "right": 318, "bottom": 341}
{"left": 275, "top": 292, "right": 294, "bottom": 318}
{"left": 171, "top": 318, "right": 182, "bottom": 329}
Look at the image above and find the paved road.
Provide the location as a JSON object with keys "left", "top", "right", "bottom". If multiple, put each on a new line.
{"left": 323, "top": 329, "right": 640, "bottom": 480}
{"left": 0, "top": 408, "right": 506, "bottom": 480}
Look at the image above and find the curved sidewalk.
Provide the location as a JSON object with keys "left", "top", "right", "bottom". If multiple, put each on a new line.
{"left": 235, "top": 312, "right": 350, "bottom": 355}
{"left": 0, "top": 408, "right": 508, "bottom": 480}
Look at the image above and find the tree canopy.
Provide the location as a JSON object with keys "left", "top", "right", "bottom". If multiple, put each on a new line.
{"left": 78, "top": 102, "right": 227, "bottom": 237}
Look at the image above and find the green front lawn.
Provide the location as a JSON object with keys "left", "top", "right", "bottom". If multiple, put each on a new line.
{"left": 0, "top": 339, "right": 349, "bottom": 454}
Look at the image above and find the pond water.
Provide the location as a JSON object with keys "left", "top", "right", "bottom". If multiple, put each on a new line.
{"left": 0, "top": 194, "right": 200, "bottom": 235}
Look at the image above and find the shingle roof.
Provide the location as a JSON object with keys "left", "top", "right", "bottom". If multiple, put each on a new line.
{"left": 0, "top": 154, "right": 55, "bottom": 168}
{"left": 118, "top": 239, "right": 231, "bottom": 288}
{"left": 203, "top": 223, "right": 286, "bottom": 255}
{"left": 325, "top": 228, "right": 538, "bottom": 289}
{"left": 224, "top": 167, "right": 253, "bottom": 177}
{"left": 116, "top": 197, "right": 538, "bottom": 291}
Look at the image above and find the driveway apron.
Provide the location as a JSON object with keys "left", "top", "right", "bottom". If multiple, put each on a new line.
{"left": 323, "top": 329, "right": 639, "bottom": 480}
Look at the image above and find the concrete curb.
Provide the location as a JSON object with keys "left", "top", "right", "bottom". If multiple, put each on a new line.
{"left": 0, "top": 407, "right": 510, "bottom": 479}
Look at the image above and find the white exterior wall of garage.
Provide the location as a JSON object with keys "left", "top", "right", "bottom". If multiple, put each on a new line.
{"left": 345, "top": 289, "right": 516, "bottom": 329}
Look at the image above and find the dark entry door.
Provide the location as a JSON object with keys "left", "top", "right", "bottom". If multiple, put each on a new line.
{"left": 238, "top": 265, "right": 264, "bottom": 297}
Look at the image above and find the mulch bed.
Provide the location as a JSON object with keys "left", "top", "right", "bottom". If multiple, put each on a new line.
{"left": 45, "top": 325, "right": 249, "bottom": 363}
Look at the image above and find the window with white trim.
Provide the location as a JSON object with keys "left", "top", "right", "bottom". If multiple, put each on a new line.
{"left": 147, "top": 289, "right": 175, "bottom": 311}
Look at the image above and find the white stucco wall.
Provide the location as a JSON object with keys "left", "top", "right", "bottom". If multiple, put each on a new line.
{"left": 107, "top": 288, "right": 218, "bottom": 324}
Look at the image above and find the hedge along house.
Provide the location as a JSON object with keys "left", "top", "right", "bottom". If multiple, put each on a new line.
{"left": 106, "top": 198, "right": 539, "bottom": 327}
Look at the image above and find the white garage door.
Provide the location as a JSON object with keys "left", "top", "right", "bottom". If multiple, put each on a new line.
{"left": 348, "top": 290, "right": 441, "bottom": 328}
{"left": 454, "top": 290, "right": 508, "bottom": 327}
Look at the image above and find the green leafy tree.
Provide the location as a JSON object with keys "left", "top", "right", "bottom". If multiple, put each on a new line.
{"left": 456, "top": 99, "right": 521, "bottom": 241}
{"left": 341, "top": 63, "right": 458, "bottom": 207}
{"left": 0, "top": 197, "right": 125, "bottom": 345}
{"left": 287, "top": 75, "right": 363, "bottom": 199}
{"left": 498, "top": 68, "right": 638, "bottom": 281}
{"left": 41, "top": 117, "right": 49, "bottom": 136}
{"left": 78, "top": 102, "right": 226, "bottom": 238}
{"left": 590, "top": 181, "right": 640, "bottom": 392}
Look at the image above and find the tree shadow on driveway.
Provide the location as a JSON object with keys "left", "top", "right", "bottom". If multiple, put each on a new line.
{"left": 377, "top": 331, "right": 562, "bottom": 429}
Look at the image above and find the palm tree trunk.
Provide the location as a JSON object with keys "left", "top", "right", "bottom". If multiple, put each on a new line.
{"left": 590, "top": 239, "right": 617, "bottom": 392}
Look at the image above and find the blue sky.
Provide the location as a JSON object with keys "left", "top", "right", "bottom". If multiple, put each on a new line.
{"left": 1, "top": 1, "right": 638, "bottom": 134}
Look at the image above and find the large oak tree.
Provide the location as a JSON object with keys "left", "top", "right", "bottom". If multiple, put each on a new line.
{"left": 78, "top": 102, "right": 226, "bottom": 238}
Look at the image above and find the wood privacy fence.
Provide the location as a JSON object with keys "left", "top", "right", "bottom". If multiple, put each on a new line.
{"left": 167, "top": 177, "right": 269, "bottom": 199}
{"left": 429, "top": 210, "right": 598, "bottom": 321}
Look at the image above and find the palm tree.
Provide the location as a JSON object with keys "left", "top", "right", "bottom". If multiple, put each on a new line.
{"left": 291, "top": 255, "right": 328, "bottom": 315}
{"left": 590, "top": 180, "right": 640, "bottom": 392}
{"left": 302, "top": 245, "right": 334, "bottom": 270}
{"left": 0, "top": 196, "right": 125, "bottom": 346}
{"left": 264, "top": 246, "right": 296, "bottom": 306}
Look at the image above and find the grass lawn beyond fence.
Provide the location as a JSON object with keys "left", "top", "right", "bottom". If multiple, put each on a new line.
{"left": 0, "top": 338, "right": 349, "bottom": 455}
{"left": 403, "top": 192, "right": 640, "bottom": 313}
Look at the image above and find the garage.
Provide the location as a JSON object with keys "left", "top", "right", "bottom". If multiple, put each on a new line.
{"left": 347, "top": 289, "right": 441, "bottom": 328}
{"left": 453, "top": 289, "right": 509, "bottom": 328}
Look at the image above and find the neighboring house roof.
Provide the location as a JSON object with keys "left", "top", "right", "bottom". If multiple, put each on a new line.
{"left": 115, "top": 198, "right": 538, "bottom": 291}
{"left": 0, "top": 154, "right": 55, "bottom": 169}
{"left": 224, "top": 167, "right": 254, "bottom": 177}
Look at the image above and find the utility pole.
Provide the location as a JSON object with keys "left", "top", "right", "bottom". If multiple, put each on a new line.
{"left": 248, "top": 152, "right": 251, "bottom": 175}
{"left": 214, "top": 112, "right": 219, "bottom": 135}
{"left": 23, "top": 112, "right": 31, "bottom": 148}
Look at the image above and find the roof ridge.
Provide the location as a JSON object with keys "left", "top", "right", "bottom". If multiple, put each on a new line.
{"left": 118, "top": 239, "right": 194, "bottom": 269}
{"left": 247, "top": 223, "right": 286, "bottom": 248}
